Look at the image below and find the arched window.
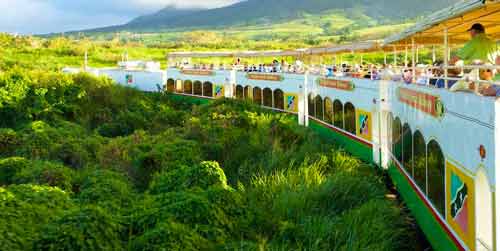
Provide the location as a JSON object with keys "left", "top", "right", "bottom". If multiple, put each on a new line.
{"left": 386, "top": 113, "right": 394, "bottom": 154}
{"left": 308, "top": 94, "right": 316, "bottom": 118}
{"left": 167, "top": 79, "right": 175, "bottom": 92}
{"left": 427, "top": 140, "right": 445, "bottom": 216}
{"left": 183, "top": 80, "right": 193, "bottom": 94}
{"left": 203, "top": 82, "right": 213, "bottom": 97}
{"left": 324, "top": 97, "right": 333, "bottom": 124}
{"left": 344, "top": 102, "right": 356, "bottom": 134}
{"left": 273, "top": 89, "right": 284, "bottom": 110}
{"left": 253, "top": 87, "right": 262, "bottom": 105}
{"left": 176, "top": 80, "right": 183, "bottom": 92}
{"left": 236, "top": 85, "right": 244, "bottom": 99}
{"left": 193, "top": 81, "right": 203, "bottom": 96}
{"left": 392, "top": 117, "right": 402, "bottom": 163}
{"left": 263, "top": 88, "right": 273, "bottom": 107}
{"left": 315, "top": 95, "right": 324, "bottom": 120}
{"left": 413, "top": 131, "right": 426, "bottom": 192}
{"left": 333, "top": 100, "right": 343, "bottom": 129}
{"left": 402, "top": 123, "right": 413, "bottom": 176}
{"left": 244, "top": 86, "right": 252, "bottom": 99}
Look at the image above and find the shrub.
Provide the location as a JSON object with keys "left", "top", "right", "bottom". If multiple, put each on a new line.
{"left": 12, "top": 160, "right": 75, "bottom": 191}
{"left": 134, "top": 191, "right": 231, "bottom": 242}
{"left": 0, "top": 157, "right": 29, "bottom": 185}
{"left": 52, "top": 140, "right": 90, "bottom": 169}
{"left": 0, "top": 185, "right": 74, "bottom": 251}
{"left": 76, "top": 169, "right": 135, "bottom": 212}
{"left": 131, "top": 222, "right": 212, "bottom": 251}
{"left": 34, "top": 206, "right": 125, "bottom": 251}
{"left": 0, "top": 128, "right": 19, "bottom": 156}
{"left": 149, "top": 161, "right": 228, "bottom": 194}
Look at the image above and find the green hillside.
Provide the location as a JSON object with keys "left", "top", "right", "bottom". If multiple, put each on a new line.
{"left": 90, "top": 0, "right": 458, "bottom": 33}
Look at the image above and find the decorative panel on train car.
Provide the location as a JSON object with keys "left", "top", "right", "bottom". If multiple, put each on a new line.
{"left": 396, "top": 87, "right": 445, "bottom": 118}
{"left": 126, "top": 74, "right": 133, "bottom": 84}
{"left": 446, "top": 161, "right": 475, "bottom": 250}
{"left": 284, "top": 93, "right": 298, "bottom": 112}
{"left": 180, "top": 69, "right": 215, "bottom": 76}
{"left": 214, "top": 85, "right": 224, "bottom": 98}
{"left": 246, "top": 73, "right": 284, "bottom": 81}
{"left": 355, "top": 109, "right": 372, "bottom": 142}
{"left": 316, "top": 78, "right": 355, "bottom": 91}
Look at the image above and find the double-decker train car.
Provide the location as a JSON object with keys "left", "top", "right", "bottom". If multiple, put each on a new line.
{"left": 87, "top": 0, "right": 500, "bottom": 250}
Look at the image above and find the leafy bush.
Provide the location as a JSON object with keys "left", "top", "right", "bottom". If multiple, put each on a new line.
{"left": 134, "top": 190, "right": 232, "bottom": 242}
{"left": 76, "top": 169, "right": 135, "bottom": 212}
{"left": 12, "top": 160, "right": 75, "bottom": 191}
{"left": 0, "top": 128, "right": 19, "bottom": 156}
{"left": 149, "top": 161, "right": 228, "bottom": 194}
{"left": 34, "top": 206, "right": 124, "bottom": 251}
{"left": 131, "top": 222, "right": 212, "bottom": 251}
{"left": 0, "top": 157, "right": 29, "bottom": 185}
{"left": 0, "top": 185, "right": 74, "bottom": 251}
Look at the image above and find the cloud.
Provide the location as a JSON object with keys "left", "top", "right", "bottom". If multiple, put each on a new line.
{"left": 0, "top": 0, "right": 242, "bottom": 34}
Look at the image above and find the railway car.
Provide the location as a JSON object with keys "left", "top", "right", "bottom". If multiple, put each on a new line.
{"left": 89, "top": 0, "right": 500, "bottom": 250}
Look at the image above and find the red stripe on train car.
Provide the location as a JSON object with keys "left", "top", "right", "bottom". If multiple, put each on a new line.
{"left": 391, "top": 158, "right": 466, "bottom": 251}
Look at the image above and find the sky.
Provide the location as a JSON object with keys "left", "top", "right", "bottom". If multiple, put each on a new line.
{"left": 0, "top": 0, "right": 241, "bottom": 34}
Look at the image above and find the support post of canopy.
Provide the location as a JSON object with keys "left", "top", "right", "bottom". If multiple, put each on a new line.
{"left": 405, "top": 43, "right": 408, "bottom": 67}
{"left": 340, "top": 54, "right": 344, "bottom": 74}
{"left": 432, "top": 45, "right": 436, "bottom": 63}
{"left": 384, "top": 53, "right": 387, "bottom": 65}
{"left": 304, "top": 71, "right": 309, "bottom": 127}
{"left": 444, "top": 28, "right": 449, "bottom": 88}
{"left": 393, "top": 46, "right": 397, "bottom": 65}
{"left": 416, "top": 46, "right": 419, "bottom": 64}
{"left": 412, "top": 38, "right": 416, "bottom": 83}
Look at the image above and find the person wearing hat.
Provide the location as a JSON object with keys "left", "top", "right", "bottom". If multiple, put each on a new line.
{"left": 448, "top": 23, "right": 500, "bottom": 94}
{"left": 451, "top": 23, "right": 498, "bottom": 65}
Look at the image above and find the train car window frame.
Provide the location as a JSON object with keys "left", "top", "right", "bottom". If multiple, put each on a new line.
{"left": 263, "top": 88, "right": 273, "bottom": 107}
{"left": 253, "top": 87, "right": 262, "bottom": 105}
{"left": 203, "top": 81, "right": 213, "bottom": 97}
{"left": 333, "top": 99, "right": 343, "bottom": 129}
{"left": 324, "top": 97, "right": 333, "bottom": 124}
{"left": 183, "top": 80, "right": 193, "bottom": 94}
{"left": 315, "top": 95, "right": 324, "bottom": 120}
{"left": 273, "top": 89, "right": 284, "bottom": 110}
{"left": 193, "top": 81, "right": 203, "bottom": 96}
{"left": 344, "top": 102, "right": 356, "bottom": 134}
{"left": 427, "top": 139, "right": 445, "bottom": 216}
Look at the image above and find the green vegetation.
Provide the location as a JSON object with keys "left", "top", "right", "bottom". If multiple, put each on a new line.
{"left": 0, "top": 33, "right": 417, "bottom": 250}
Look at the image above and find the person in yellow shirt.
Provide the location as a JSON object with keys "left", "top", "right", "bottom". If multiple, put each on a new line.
{"left": 451, "top": 23, "right": 497, "bottom": 65}
{"left": 448, "top": 24, "right": 500, "bottom": 95}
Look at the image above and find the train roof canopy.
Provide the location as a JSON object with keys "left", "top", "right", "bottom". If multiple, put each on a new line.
{"left": 167, "top": 42, "right": 380, "bottom": 59}
{"left": 384, "top": 0, "right": 500, "bottom": 46}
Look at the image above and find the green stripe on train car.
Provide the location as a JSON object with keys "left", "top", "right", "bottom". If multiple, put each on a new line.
{"left": 168, "top": 93, "right": 212, "bottom": 105}
{"left": 308, "top": 120, "right": 373, "bottom": 163}
{"left": 388, "top": 163, "right": 459, "bottom": 251}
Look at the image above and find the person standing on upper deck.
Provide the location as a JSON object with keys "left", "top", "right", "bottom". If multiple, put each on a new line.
{"left": 448, "top": 23, "right": 500, "bottom": 94}
{"left": 451, "top": 23, "right": 498, "bottom": 65}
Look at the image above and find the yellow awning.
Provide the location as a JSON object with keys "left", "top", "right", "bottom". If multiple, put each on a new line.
{"left": 385, "top": 0, "right": 500, "bottom": 46}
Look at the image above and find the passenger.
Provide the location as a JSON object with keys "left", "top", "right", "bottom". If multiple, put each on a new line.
{"left": 451, "top": 23, "right": 497, "bottom": 65}
{"left": 478, "top": 57, "right": 500, "bottom": 96}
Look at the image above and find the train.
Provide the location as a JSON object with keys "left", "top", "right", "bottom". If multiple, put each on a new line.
{"left": 77, "top": 0, "right": 500, "bottom": 250}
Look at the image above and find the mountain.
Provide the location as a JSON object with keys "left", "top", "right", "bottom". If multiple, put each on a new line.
{"left": 88, "top": 0, "right": 458, "bottom": 33}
